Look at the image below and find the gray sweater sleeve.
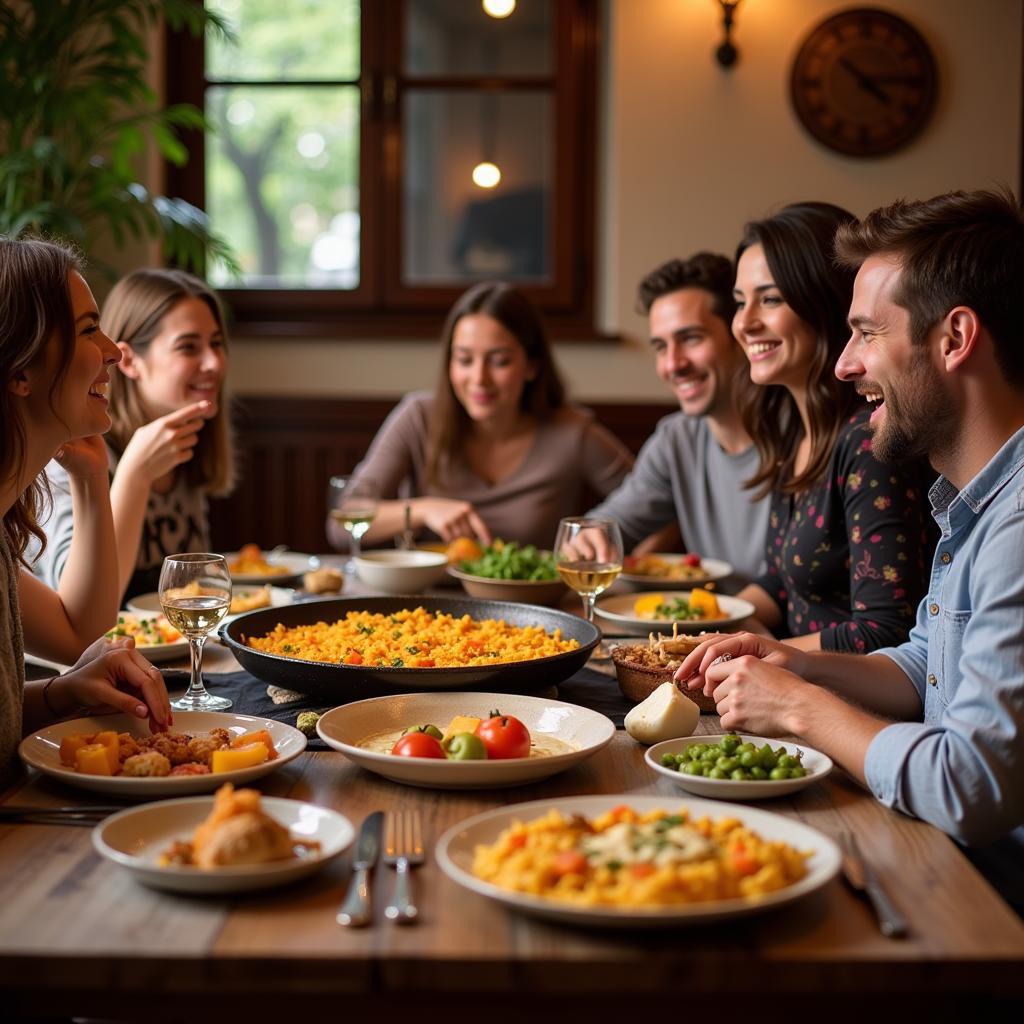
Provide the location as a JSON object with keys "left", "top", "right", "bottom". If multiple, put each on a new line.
{"left": 30, "top": 460, "right": 75, "bottom": 589}
{"left": 588, "top": 419, "right": 679, "bottom": 549}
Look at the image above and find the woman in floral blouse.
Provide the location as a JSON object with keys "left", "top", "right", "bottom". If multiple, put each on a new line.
{"left": 731, "top": 203, "right": 933, "bottom": 652}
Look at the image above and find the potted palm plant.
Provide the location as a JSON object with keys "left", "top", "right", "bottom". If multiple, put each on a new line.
{"left": 0, "top": 0, "right": 237, "bottom": 274}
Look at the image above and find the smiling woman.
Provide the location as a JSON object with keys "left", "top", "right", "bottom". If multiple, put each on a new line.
{"left": 326, "top": 282, "right": 634, "bottom": 551}
{"left": 32, "top": 269, "right": 237, "bottom": 602}
{"left": 1, "top": 237, "right": 172, "bottom": 789}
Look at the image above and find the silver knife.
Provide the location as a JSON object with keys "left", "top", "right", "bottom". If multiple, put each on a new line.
{"left": 839, "top": 831, "right": 908, "bottom": 939}
{"left": 337, "top": 811, "right": 384, "bottom": 927}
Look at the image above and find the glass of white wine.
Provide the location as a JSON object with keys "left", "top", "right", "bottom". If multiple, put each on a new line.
{"left": 159, "top": 553, "right": 233, "bottom": 712}
{"left": 553, "top": 516, "right": 623, "bottom": 660}
{"left": 328, "top": 475, "right": 379, "bottom": 573}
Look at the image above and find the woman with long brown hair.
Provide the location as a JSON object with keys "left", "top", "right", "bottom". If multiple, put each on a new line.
{"left": 731, "top": 202, "right": 932, "bottom": 652}
{"left": 34, "top": 269, "right": 235, "bottom": 601}
{"left": 327, "top": 281, "right": 633, "bottom": 550}
{"left": 1, "top": 238, "right": 170, "bottom": 786}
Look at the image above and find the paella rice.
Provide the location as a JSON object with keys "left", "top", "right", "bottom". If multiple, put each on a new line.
{"left": 472, "top": 805, "right": 808, "bottom": 907}
{"left": 245, "top": 606, "right": 579, "bottom": 668}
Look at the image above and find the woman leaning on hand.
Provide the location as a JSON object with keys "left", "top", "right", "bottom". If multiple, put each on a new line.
{"left": 328, "top": 281, "right": 634, "bottom": 550}
{"left": 1, "top": 238, "right": 171, "bottom": 787}
{"left": 33, "top": 269, "right": 236, "bottom": 602}
{"left": 730, "top": 202, "right": 934, "bottom": 653}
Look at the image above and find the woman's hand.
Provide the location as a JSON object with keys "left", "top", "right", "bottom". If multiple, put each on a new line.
{"left": 118, "top": 400, "right": 213, "bottom": 484}
{"left": 47, "top": 635, "right": 172, "bottom": 732}
{"left": 700, "top": 657, "right": 810, "bottom": 736}
{"left": 674, "top": 631, "right": 808, "bottom": 699}
{"left": 53, "top": 434, "right": 110, "bottom": 480}
{"left": 413, "top": 497, "right": 493, "bottom": 544}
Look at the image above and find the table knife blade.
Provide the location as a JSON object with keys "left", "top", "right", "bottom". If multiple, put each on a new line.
{"left": 337, "top": 810, "right": 383, "bottom": 927}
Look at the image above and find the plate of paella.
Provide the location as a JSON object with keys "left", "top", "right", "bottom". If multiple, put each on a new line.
{"left": 219, "top": 596, "right": 600, "bottom": 700}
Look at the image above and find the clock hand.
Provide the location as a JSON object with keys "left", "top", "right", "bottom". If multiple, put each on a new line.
{"left": 839, "top": 56, "right": 892, "bottom": 106}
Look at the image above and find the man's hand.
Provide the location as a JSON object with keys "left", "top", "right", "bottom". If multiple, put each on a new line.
{"left": 118, "top": 401, "right": 213, "bottom": 484}
{"left": 674, "top": 630, "right": 808, "bottom": 697}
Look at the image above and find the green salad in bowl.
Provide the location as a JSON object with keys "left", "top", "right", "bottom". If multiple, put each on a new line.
{"left": 459, "top": 540, "right": 558, "bottom": 582}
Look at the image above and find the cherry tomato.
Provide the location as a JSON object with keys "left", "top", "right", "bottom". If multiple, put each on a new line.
{"left": 474, "top": 711, "right": 531, "bottom": 760}
{"left": 391, "top": 732, "right": 446, "bottom": 759}
{"left": 683, "top": 553, "right": 702, "bottom": 567}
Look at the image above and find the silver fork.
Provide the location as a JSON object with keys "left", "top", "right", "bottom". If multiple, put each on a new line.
{"left": 383, "top": 810, "right": 424, "bottom": 923}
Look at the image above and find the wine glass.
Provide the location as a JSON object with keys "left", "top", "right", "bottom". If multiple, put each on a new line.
{"left": 553, "top": 517, "right": 624, "bottom": 660}
{"left": 328, "top": 475, "right": 379, "bottom": 573}
{"left": 159, "top": 553, "right": 233, "bottom": 712}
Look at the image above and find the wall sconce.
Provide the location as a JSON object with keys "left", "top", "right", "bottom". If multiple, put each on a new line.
{"left": 714, "top": 0, "right": 742, "bottom": 69}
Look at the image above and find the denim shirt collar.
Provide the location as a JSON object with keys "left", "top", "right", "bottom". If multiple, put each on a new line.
{"left": 928, "top": 424, "right": 1024, "bottom": 539}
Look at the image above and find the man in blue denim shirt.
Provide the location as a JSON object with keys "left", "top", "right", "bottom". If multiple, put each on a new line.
{"left": 675, "top": 188, "right": 1024, "bottom": 911}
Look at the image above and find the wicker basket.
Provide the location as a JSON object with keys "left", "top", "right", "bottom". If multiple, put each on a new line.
{"left": 611, "top": 642, "right": 718, "bottom": 714}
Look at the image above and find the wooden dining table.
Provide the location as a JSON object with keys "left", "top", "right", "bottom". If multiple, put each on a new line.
{"left": 3, "top": 573, "right": 1023, "bottom": 1021}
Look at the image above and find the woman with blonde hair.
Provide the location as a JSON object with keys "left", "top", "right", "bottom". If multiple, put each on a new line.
{"left": 35, "top": 268, "right": 235, "bottom": 601}
{"left": 1, "top": 238, "right": 171, "bottom": 786}
{"left": 328, "top": 281, "right": 633, "bottom": 550}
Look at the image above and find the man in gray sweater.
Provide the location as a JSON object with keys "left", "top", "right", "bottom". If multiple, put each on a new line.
{"left": 590, "top": 254, "right": 770, "bottom": 587}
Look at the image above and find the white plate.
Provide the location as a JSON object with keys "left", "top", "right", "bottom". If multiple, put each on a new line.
{"left": 221, "top": 550, "right": 318, "bottom": 584}
{"left": 436, "top": 794, "right": 840, "bottom": 927}
{"left": 595, "top": 592, "right": 757, "bottom": 634}
{"left": 645, "top": 735, "right": 833, "bottom": 799}
{"left": 106, "top": 611, "right": 190, "bottom": 664}
{"left": 316, "top": 692, "right": 615, "bottom": 789}
{"left": 620, "top": 555, "right": 733, "bottom": 590}
{"left": 128, "top": 586, "right": 295, "bottom": 624}
{"left": 92, "top": 796, "right": 353, "bottom": 894}
{"left": 19, "top": 711, "right": 307, "bottom": 798}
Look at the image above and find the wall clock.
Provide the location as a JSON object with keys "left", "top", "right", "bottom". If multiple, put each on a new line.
{"left": 790, "top": 7, "right": 938, "bottom": 157}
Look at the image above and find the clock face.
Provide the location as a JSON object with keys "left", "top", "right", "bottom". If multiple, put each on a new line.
{"left": 790, "top": 8, "right": 938, "bottom": 157}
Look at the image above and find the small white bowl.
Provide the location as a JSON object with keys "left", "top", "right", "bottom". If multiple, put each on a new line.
{"left": 354, "top": 550, "right": 449, "bottom": 594}
{"left": 645, "top": 734, "right": 833, "bottom": 800}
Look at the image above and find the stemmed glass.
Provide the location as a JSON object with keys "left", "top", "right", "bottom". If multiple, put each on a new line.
{"left": 553, "top": 517, "right": 624, "bottom": 660}
{"left": 328, "top": 475, "right": 379, "bottom": 573}
{"left": 159, "top": 553, "right": 233, "bottom": 712}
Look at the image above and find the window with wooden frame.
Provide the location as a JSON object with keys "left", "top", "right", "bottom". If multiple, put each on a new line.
{"left": 165, "top": 0, "right": 600, "bottom": 337}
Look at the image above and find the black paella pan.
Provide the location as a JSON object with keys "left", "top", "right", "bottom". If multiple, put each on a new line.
{"left": 218, "top": 595, "right": 599, "bottom": 701}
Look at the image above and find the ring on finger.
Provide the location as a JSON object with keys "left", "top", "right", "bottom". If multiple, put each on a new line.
{"left": 710, "top": 653, "right": 734, "bottom": 667}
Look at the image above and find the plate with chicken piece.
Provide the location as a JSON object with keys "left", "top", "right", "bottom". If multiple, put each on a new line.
{"left": 18, "top": 711, "right": 307, "bottom": 798}
{"left": 93, "top": 790, "right": 353, "bottom": 893}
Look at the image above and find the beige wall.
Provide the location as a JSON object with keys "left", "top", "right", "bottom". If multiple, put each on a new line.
{"left": 224, "top": 0, "right": 1021, "bottom": 402}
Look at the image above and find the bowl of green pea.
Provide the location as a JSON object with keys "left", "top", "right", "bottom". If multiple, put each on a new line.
{"left": 448, "top": 540, "right": 567, "bottom": 606}
{"left": 644, "top": 733, "right": 832, "bottom": 800}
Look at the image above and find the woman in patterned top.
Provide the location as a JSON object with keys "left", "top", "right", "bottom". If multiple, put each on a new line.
{"left": 34, "top": 270, "right": 236, "bottom": 602}
{"left": 730, "top": 203, "right": 933, "bottom": 652}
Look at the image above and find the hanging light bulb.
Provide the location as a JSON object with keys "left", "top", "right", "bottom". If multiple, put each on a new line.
{"left": 471, "top": 161, "right": 502, "bottom": 189}
{"left": 482, "top": 0, "right": 516, "bottom": 18}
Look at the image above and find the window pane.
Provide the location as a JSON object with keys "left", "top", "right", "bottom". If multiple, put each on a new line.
{"left": 403, "top": 90, "right": 551, "bottom": 284}
{"left": 206, "top": 86, "right": 360, "bottom": 288}
{"left": 206, "top": 0, "right": 360, "bottom": 82}
{"left": 405, "top": 0, "right": 552, "bottom": 76}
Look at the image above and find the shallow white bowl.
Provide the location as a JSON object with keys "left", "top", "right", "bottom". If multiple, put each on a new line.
{"left": 354, "top": 550, "right": 449, "bottom": 594}
{"left": 447, "top": 565, "right": 566, "bottom": 606}
{"left": 317, "top": 691, "right": 615, "bottom": 789}
{"left": 19, "top": 711, "right": 307, "bottom": 798}
{"left": 221, "top": 550, "right": 318, "bottom": 584}
{"left": 436, "top": 794, "right": 840, "bottom": 928}
{"left": 93, "top": 796, "right": 353, "bottom": 894}
{"left": 645, "top": 734, "right": 833, "bottom": 800}
{"left": 128, "top": 586, "right": 295, "bottom": 624}
{"left": 620, "top": 555, "right": 733, "bottom": 590}
{"left": 107, "top": 610, "right": 190, "bottom": 664}
{"left": 596, "top": 592, "right": 757, "bottom": 634}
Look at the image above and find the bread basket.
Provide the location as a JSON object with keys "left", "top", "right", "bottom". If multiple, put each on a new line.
{"left": 611, "top": 635, "right": 718, "bottom": 714}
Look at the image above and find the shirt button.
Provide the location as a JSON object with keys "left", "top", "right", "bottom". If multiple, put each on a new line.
{"left": 928, "top": 673, "right": 938, "bottom": 686}
{"left": 929, "top": 603, "right": 940, "bottom": 616}
{"left": 940, "top": 551, "right": 952, "bottom": 564}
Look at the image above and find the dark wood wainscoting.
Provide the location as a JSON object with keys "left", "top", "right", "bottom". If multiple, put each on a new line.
{"left": 210, "top": 396, "right": 675, "bottom": 553}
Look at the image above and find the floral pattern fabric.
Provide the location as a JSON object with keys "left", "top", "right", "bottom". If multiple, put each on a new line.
{"left": 753, "top": 405, "right": 935, "bottom": 653}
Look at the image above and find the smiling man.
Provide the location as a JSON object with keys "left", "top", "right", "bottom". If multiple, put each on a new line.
{"left": 589, "top": 254, "right": 769, "bottom": 585}
{"left": 675, "top": 189, "right": 1024, "bottom": 912}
